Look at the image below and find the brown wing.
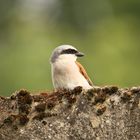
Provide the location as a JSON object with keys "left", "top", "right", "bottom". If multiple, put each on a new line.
{"left": 76, "top": 61, "right": 93, "bottom": 86}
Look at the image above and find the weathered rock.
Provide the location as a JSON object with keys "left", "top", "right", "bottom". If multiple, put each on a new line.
{"left": 0, "top": 86, "right": 140, "bottom": 140}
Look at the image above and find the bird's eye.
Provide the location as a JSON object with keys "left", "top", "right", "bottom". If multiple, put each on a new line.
{"left": 61, "top": 49, "right": 78, "bottom": 54}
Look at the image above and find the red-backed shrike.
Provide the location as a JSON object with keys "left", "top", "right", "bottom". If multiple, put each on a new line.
{"left": 50, "top": 45, "right": 93, "bottom": 90}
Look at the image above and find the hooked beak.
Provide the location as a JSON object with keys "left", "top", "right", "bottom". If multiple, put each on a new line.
{"left": 75, "top": 52, "right": 84, "bottom": 57}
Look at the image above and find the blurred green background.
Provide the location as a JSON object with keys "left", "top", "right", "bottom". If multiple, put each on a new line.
{"left": 0, "top": 0, "right": 140, "bottom": 96}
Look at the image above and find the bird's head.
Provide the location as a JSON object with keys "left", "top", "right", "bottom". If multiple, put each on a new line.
{"left": 50, "top": 45, "right": 84, "bottom": 63}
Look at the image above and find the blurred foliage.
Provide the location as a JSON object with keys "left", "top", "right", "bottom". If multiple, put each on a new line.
{"left": 0, "top": 0, "right": 140, "bottom": 96}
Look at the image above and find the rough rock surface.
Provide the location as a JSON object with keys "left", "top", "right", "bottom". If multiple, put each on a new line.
{"left": 0, "top": 86, "right": 140, "bottom": 140}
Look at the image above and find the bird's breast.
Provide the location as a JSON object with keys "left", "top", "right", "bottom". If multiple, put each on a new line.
{"left": 52, "top": 61, "right": 77, "bottom": 77}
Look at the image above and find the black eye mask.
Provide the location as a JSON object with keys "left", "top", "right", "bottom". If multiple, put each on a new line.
{"left": 61, "top": 49, "right": 78, "bottom": 54}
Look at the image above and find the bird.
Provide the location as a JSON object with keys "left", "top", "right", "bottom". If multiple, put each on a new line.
{"left": 50, "top": 45, "right": 93, "bottom": 90}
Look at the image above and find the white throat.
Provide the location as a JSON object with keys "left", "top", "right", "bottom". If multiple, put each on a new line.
{"left": 56, "top": 54, "right": 77, "bottom": 63}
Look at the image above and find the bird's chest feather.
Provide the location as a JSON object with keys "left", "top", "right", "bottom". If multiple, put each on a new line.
{"left": 52, "top": 62, "right": 79, "bottom": 89}
{"left": 52, "top": 61, "right": 77, "bottom": 77}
